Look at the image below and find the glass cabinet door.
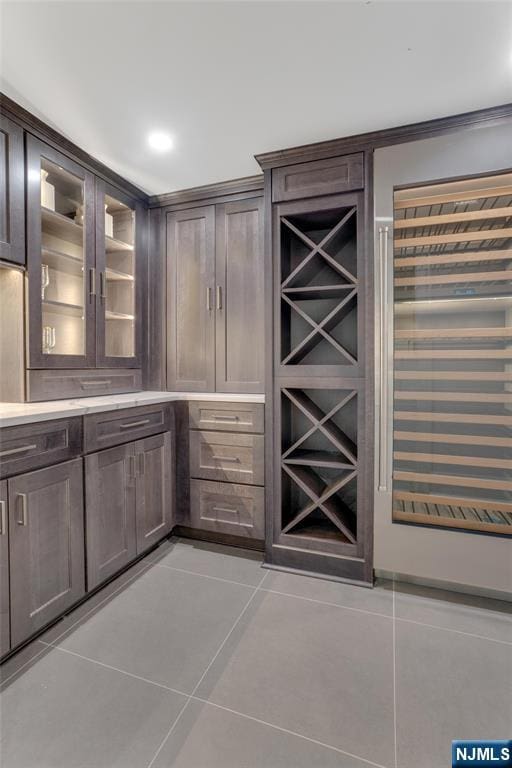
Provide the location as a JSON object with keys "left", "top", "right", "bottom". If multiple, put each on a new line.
{"left": 392, "top": 171, "right": 512, "bottom": 536}
{"left": 26, "top": 136, "right": 95, "bottom": 368}
{"left": 95, "top": 180, "right": 141, "bottom": 367}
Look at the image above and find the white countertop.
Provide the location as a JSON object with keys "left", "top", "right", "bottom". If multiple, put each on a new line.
{"left": 0, "top": 391, "right": 265, "bottom": 428}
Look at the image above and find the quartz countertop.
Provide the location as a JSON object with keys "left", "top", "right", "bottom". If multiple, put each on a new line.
{"left": 0, "top": 391, "right": 265, "bottom": 428}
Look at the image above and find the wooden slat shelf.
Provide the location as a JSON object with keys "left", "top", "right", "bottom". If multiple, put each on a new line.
{"left": 394, "top": 391, "right": 512, "bottom": 403}
{"left": 394, "top": 184, "right": 512, "bottom": 210}
{"left": 394, "top": 249, "right": 512, "bottom": 269}
{"left": 394, "top": 371, "right": 512, "bottom": 381}
{"left": 395, "top": 349, "right": 512, "bottom": 359}
{"left": 395, "top": 297, "right": 512, "bottom": 315}
{"left": 394, "top": 207, "right": 512, "bottom": 229}
{"left": 393, "top": 498, "right": 512, "bottom": 534}
{"left": 395, "top": 270, "right": 512, "bottom": 287}
{"left": 395, "top": 327, "right": 512, "bottom": 340}
{"left": 393, "top": 490, "right": 512, "bottom": 515}
{"left": 395, "top": 227, "right": 512, "bottom": 249}
{"left": 394, "top": 411, "right": 512, "bottom": 425}
{"left": 394, "top": 470, "right": 512, "bottom": 492}
{"left": 394, "top": 451, "right": 512, "bottom": 470}
{"left": 394, "top": 431, "right": 512, "bottom": 448}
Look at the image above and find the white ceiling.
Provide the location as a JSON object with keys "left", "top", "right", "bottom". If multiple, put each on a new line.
{"left": 1, "top": 1, "right": 511, "bottom": 195}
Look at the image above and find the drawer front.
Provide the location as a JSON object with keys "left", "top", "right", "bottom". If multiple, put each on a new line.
{"left": 190, "top": 430, "right": 264, "bottom": 485}
{"left": 190, "top": 479, "right": 264, "bottom": 539}
{"left": 188, "top": 401, "right": 264, "bottom": 434}
{"left": 27, "top": 369, "right": 142, "bottom": 402}
{"left": 84, "top": 404, "right": 172, "bottom": 453}
{"left": 272, "top": 153, "right": 364, "bottom": 202}
{"left": 0, "top": 418, "right": 82, "bottom": 479}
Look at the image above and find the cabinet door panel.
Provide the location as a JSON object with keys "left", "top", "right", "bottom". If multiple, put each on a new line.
{"left": 26, "top": 136, "right": 96, "bottom": 369}
{"left": 85, "top": 444, "right": 137, "bottom": 590}
{"left": 215, "top": 198, "right": 264, "bottom": 393}
{"left": 167, "top": 206, "right": 215, "bottom": 391}
{"left": 8, "top": 459, "right": 85, "bottom": 646}
{"left": 0, "top": 115, "right": 25, "bottom": 265}
{"left": 135, "top": 431, "right": 173, "bottom": 553}
{"left": 0, "top": 480, "right": 9, "bottom": 656}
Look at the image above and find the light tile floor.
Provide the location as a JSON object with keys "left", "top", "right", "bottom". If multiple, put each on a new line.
{"left": 1, "top": 537, "right": 510, "bottom": 768}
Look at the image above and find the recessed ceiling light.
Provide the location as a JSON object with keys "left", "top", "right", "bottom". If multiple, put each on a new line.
{"left": 147, "top": 131, "right": 174, "bottom": 152}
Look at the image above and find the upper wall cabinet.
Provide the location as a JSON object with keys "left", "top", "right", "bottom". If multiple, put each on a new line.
{"left": 166, "top": 196, "right": 264, "bottom": 394}
{"left": 0, "top": 115, "right": 25, "bottom": 265}
{"left": 26, "top": 135, "right": 144, "bottom": 369}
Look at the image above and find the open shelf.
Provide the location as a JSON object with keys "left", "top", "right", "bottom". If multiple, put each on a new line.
{"left": 42, "top": 299, "right": 83, "bottom": 317}
{"left": 392, "top": 171, "right": 512, "bottom": 537}
{"left": 42, "top": 207, "right": 83, "bottom": 246}
{"left": 105, "top": 310, "right": 134, "bottom": 321}
{"left": 105, "top": 234, "right": 134, "bottom": 253}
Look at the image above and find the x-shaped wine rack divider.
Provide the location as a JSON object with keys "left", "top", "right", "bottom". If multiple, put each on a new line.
{"left": 281, "top": 389, "right": 358, "bottom": 542}
{"left": 280, "top": 207, "right": 358, "bottom": 365}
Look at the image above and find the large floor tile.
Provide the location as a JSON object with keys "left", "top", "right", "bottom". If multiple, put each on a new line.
{"left": 0, "top": 640, "right": 50, "bottom": 688}
{"left": 396, "top": 619, "right": 512, "bottom": 768}
{"left": 263, "top": 569, "right": 393, "bottom": 617}
{"left": 196, "top": 590, "right": 395, "bottom": 767}
{"left": 152, "top": 698, "right": 376, "bottom": 768}
{"left": 147, "top": 537, "right": 264, "bottom": 586}
{"left": 394, "top": 582, "right": 512, "bottom": 643}
{"left": 58, "top": 565, "right": 254, "bottom": 693}
{"left": 0, "top": 647, "right": 186, "bottom": 768}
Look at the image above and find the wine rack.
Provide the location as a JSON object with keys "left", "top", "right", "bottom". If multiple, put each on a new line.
{"left": 392, "top": 172, "right": 512, "bottom": 535}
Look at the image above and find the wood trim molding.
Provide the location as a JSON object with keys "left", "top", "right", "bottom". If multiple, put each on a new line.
{"left": 0, "top": 92, "right": 148, "bottom": 201}
{"left": 254, "top": 102, "right": 512, "bottom": 170}
{"left": 148, "top": 174, "right": 264, "bottom": 209}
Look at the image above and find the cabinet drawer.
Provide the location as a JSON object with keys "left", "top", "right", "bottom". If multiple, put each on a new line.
{"left": 190, "top": 480, "right": 264, "bottom": 539}
{"left": 84, "top": 404, "right": 172, "bottom": 452}
{"left": 272, "top": 153, "right": 364, "bottom": 202}
{"left": 188, "top": 401, "right": 264, "bottom": 434}
{"left": 0, "top": 417, "right": 82, "bottom": 479}
{"left": 27, "top": 368, "right": 142, "bottom": 402}
{"left": 190, "top": 430, "right": 264, "bottom": 485}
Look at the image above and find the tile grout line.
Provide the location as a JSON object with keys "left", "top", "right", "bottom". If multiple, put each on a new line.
{"left": 261, "top": 586, "right": 394, "bottom": 620}
{"left": 394, "top": 615, "right": 512, "bottom": 646}
{"left": 190, "top": 696, "right": 391, "bottom": 768}
{"left": 144, "top": 568, "right": 269, "bottom": 768}
{"left": 392, "top": 580, "right": 398, "bottom": 768}
{"left": 151, "top": 560, "right": 263, "bottom": 589}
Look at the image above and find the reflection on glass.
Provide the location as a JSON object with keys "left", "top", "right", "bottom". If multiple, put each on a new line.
{"left": 102, "top": 193, "right": 136, "bottom": 358}
{"left": 39, "top": 157, "right": 85, "bottom": 356}
{"left": 392, "top": 172, "right": 512, "bottom": 535}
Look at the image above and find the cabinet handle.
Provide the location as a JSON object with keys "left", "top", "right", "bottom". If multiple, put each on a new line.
{"left": 212, "top": 414, "right": 238, "bottom": 422}
{"left": 210, "top": 455, "right": 240, "bottom": 463}
{"left": 216, "top": 286, "right": 222, "bottom": 310}
{"left": 138, "top": 452, "right": 145, "bottom": 475}
{"left": 89, "top": 267, "right": 96, "bottom": 298}
{"left": 119, "top": 419, "right": 150, "bottom": 429}
{"left": 0, "top": 444, "right": 37, "bottom": 458}
{"left": 378, "top": 225, "right": 390, "bottom": 492}
{"left": 206, "top": 287, "right": 212, "bottom": 311}
{"left": 16, "top": 493, "right": 28, "bottom": 526}
{"left": 100, "top": 271, "right": 106, "bottom": 300}
{"left": 80, "top": 379, "right": 112, "bottom": 389}
{"left": 0, "top": 500, "right": 6, "bottom": 535}
{"left": 127, "top": 454, "right": 136, "bottom": 478}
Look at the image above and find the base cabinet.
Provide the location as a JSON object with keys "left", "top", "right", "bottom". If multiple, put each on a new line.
{"left": 85, "top": 432, "right": 173, "bottom": 590}
{"left": 0, "top": 480, "right": 10, "bottom": 656}
{"left": 8, "top": 459, "right": 85, "bottom": 647}
{"left": 85, "top": 443, "right": 137, "bottom": 590}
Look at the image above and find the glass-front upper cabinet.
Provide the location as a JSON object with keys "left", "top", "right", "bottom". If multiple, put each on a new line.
{"left": 95, "top": 180, "right": 142, "bottom": 367}
{"left": 26, "top": 136, "right": 95, "bottom": 368}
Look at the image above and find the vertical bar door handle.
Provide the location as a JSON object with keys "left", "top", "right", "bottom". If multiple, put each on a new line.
{"left": 216, "top": 286, "right": 222, "bottom": 310}
{"left": 89, "top": 267, "right": 96, "bottom": 298}
{"left": 206, "top": 287, "right": 212, "bottom": 311}
{"left": 378, "top": 226, "right": 390, "bottom": 492}
{"left": 0, "top": 500, "right": 6, "bottom": 535}
{"left": 138, "top": 452, "right": 145, "bottom": 476}
{"left": 100, "top": 271, "right": 107, "bottom": 300}
{"left": 16, "top": 493, "right": 28, "bottom": 526}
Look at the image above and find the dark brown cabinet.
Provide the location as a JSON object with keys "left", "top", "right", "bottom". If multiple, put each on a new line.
{"left": 0, "top": 114, "right": 25, "bottom": 265}
{"left": 0, "top": 480, "right": 9, "bottom": 656}
{"left": 167, "top": 197, "right": 264, "bottom": 393}
{"left": 85, "top": 431, "right": 173, "bottom": 589}
{"left": 8, "top": 458, "right": 85, "bottom": 646}
{"left": 85, "top": 443, "right": 137, "bottom": 590}
{"left": 26, "top": 135, "right": 145, "bottom": 376}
